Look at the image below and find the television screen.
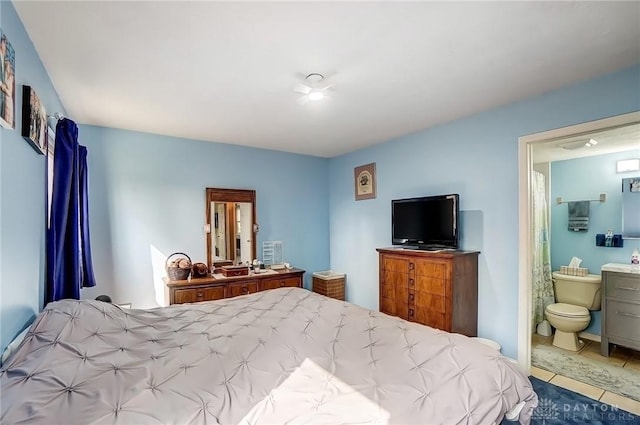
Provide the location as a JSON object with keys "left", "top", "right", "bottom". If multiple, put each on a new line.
{"left": 392, "top": 194, "right": 459, "bottom": 249}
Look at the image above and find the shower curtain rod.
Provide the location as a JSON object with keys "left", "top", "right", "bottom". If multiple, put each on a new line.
{"left": 555, "top": 193, "right": 607, "bottom": 205}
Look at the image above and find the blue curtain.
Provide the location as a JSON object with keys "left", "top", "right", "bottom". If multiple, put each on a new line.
{"left": 46, "top": 118, "right": 96, "bottom": 303}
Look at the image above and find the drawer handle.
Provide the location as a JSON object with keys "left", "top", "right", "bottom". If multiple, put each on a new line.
{"left": 409, "top": 279, "right": 414, "bottom": 286}
{"left": 409, "top": 263, "right": 415, "bottom": 270}
{"left": 196, "top": 291, "right": 204, "bottom": 297}
{"left": 242, "top": 287, "right": 248, "bottom": 293}
{"left": 409, "top": 309, "right": 414, "bottom": 316}
{"left": 409, "top": 294, "right": 414, "bottom": 301}
{"left": 615, "top": 286, "right": 640, "bottom": 292}
{"left": 617, "top": 311, "right": 640, "bottom": 319}
{"left": 280, "top": 281, "right": 285, "bottom": 287}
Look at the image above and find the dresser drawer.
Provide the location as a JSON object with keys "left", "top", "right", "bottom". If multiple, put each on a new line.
{"left": 414, "top": 291, "right": 447, "bottom": 313}
{"left": 606, "top": 273, "right": 640, "bottom": 301}
{"left": 413, "top": 308, "right": 447, "bottom": 331}
{"left": 174, "top": 286, "right": 225, "bottom": 304}
{"left": 227, "top": 281, "right": 259, "bottom": 298}
{"left": 382, "top": 256, "right": 409, "bottom": 273}
{"left": 605, "top": 300, "right": 640, "bottom": 340}
{"left": 261, "top": 276, "right": 301, "bottom": 290}
{"left": 415, "top": 275, "right": 446, "bottom": 296}
{"left": 415, "top": 260, "right": 449, "bottom": 279}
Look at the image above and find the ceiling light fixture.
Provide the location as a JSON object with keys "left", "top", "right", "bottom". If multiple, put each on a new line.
{"left": 293, "top": 73, "right": 333, "bottom": 105}
{"left": 559, "top": 138, "right": 599, "bottom": 150}
{"left": 308, "top": 91, "right": 324, "bottom": 101}
{"left": 306, "top": 73, "right": 324, "bottom": 84}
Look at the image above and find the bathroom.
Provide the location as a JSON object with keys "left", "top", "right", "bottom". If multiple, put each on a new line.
{"left": 531, "top": 124, "right": 640, "bottom": 405}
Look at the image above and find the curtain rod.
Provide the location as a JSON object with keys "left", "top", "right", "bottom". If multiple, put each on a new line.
{"left": 556, "top": 194, "right": 606, "bottom": 205}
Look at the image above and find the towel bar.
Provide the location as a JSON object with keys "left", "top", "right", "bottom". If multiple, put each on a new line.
{"left": 556, "top": 193, "right": 606, "bottom": 205}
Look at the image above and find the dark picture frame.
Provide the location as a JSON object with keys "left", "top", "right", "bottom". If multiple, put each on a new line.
{"left": 0, "top": 29, "right": 16, "bottom": 129}
{"left": 21, "top": 85, "right": 47, "bottom": 154}
{"left": 354, "top": 162, "right": 376, "bottom": 201}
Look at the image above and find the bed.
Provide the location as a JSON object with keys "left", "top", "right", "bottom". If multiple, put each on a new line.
{"left": 1, "top": 287, "right": 537, "bottom": 424}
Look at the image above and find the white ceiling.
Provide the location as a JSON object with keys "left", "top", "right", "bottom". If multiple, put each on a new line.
{"left": 13, "top": 1, "right": 640, "bottom": 158}
{"left": 533, "top": 123, "right": 640, "bottom": 164}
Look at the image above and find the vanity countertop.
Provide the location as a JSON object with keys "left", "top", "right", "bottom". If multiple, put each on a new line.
{"left": 601, "top": 263, "right": 640, "bottom": 274}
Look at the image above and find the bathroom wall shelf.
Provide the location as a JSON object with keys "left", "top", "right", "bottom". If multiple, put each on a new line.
{"left": 595, "top": 233, "right": 624, "bottom": 248}
{"left": 556, "top": 193, "right": 606, "bottom": 205}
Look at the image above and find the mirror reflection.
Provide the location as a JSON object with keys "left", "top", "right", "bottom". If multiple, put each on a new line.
{"left": 206, "top": 188, "right": 256, "bottom": 271}
{"left": 622, "top": 177, "right": 640, "bottom": 238}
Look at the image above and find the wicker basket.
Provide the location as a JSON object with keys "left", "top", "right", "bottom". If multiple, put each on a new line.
{"left": 312, "top": 271, "right": 346, "bottom": 301}
{"left": 166, "top": 252, "right": 192, "bottom": 281}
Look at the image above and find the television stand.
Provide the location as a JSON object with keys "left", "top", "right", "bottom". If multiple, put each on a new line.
{"left": 377, "top": 247, "right": 480, "bottom": 336}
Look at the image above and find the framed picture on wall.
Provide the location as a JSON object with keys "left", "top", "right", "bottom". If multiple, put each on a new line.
{"left": 0, "top": 29, "right": 16, "bottom": 129}
{"left": 354, "top": 162, "right": 376, "bottom": 201}
{"left": 21, "top": 85, "right": 47, "bottom": 154}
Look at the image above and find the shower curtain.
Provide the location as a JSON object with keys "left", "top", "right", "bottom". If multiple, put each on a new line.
{"left": 532, "top": 171, "right": 554, "bottom": 329}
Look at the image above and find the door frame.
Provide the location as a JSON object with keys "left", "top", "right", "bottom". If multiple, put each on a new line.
{"left": 517, "top": 111, "right": 640, "bottom": 372}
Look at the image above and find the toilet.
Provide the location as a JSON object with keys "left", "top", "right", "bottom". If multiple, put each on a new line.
{"left": 544, "top": 272, "right": 601, "bottom": 351}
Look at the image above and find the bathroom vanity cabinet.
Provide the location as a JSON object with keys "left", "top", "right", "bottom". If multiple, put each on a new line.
{"left": 600, "top": 265, "right": 640, "bottom": 357}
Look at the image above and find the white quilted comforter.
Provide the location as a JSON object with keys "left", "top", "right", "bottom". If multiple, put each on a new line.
{"left": 1, "top": 288, "right": 537, "bottom": 424}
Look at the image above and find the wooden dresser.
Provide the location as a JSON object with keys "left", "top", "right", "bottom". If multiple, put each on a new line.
{"left": 165, "top": 268, "right": 305, "bottom": 305}
{"left": 377, "top": 248, "right": 479, "bottom": 336}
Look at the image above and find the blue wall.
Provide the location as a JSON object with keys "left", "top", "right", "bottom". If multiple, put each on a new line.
{"left": 550, "top": 150, "right": 640, "bottom": 273}
{"left": 0, "top": 1, "right": 66, "bottom": 352}
{"left": 328, "top": 65, "right": 640, "bottom": 359}
{"left": 78, "top": 126, "right": 330, "bottom": 308}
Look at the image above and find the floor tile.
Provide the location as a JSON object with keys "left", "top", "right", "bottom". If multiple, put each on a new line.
{"left": 576, "top": 339, "right": 590, "bottom": 353}
{"left": 580, "top": 347, "right": 627, "bottom": 367}
{"left": 549, "top": 374, "right": 605, "bottom": 401}
{"left": 599, "top": 391, "right": 640, "bottom": 416}
{"left": 611, "top": 346, "right": 636, "bottom": 360}
{"left": 624, "top": 357, "right": 640, "bottom": 371}
{"left": 532, "top": 334, "right": 552, "bottom": 346}
{"left": 530, "top": 366, "right": 555, "bottom": 382}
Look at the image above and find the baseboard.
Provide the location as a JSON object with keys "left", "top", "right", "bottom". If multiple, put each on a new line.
{"left": 578, "top": 331, "right": 601, "bottom": 342}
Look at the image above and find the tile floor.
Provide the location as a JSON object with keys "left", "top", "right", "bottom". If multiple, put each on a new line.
{"left": 531, "top": 334, "right": 640, "bottom": 416}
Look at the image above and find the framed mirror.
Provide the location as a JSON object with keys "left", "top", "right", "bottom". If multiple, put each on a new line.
{"left": 205, "top": 188, "right": 257, "bottom": 271}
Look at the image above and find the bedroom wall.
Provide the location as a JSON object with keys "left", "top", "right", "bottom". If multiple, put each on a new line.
{"left": 550, "top": 149, "right": 640, "bottom": 273}
{"left": 328, "top": 64, "right": 640, "bottom": 359}
{"left": 0, "top": 2, "right": 66, "bottom": 352}
{"left": 78, "top": 125, "right": 330, "bottom": 308}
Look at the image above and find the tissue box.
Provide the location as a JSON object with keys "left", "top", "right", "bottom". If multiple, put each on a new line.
{"left": 560, "top": 266, "right": 588, "bottom": 277}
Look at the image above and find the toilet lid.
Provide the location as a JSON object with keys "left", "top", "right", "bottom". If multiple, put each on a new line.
{"left": 546, "top": 303, "right": 589, "bottom": 318}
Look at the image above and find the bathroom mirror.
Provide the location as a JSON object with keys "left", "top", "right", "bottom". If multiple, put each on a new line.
{"left": 205, "top": 188, "right": 257, "bottom": 270}
{"left": 621, "top": 177, "right": 640, "bottom": 238}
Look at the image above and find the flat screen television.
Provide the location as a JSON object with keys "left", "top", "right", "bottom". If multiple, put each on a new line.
{"left": 391, "top": 194, "right": 459, "bottom": 250}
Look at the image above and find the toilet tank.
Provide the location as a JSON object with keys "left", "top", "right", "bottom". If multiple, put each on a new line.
{"left": 552, "top": 271, "right": 601, "bottom": 310}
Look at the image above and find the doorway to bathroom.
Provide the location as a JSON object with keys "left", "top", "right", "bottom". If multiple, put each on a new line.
{"left": 517, "top": 112, "right": 640, "bottom": 406}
